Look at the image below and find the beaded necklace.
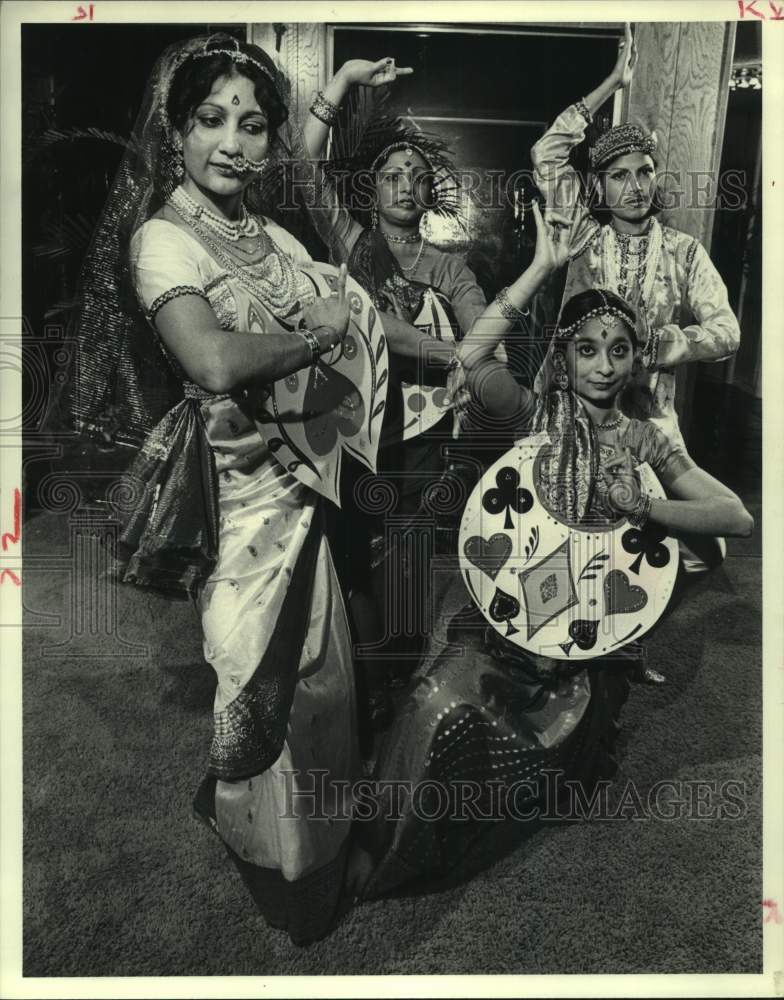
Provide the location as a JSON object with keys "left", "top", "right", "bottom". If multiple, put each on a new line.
{"left": 382, "top": 230, "right": 420, "bottom": 245}
{"left": 602, "top": 219, "right": 662, "bottom": 316}
{"left": 171, "top": 185, "right": 260, "bottom": 242}
{"left": 168, "top": 190, "right": 311, "bottom": 319}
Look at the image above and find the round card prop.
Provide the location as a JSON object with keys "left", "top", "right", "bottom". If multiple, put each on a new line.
{"left": 253, "top": 263, "right": 388, "bottom": 508}
{"left": 399, "top": 287, "right": 457, "bottom": 441}
{"left": 458, "top": 433, "right": 679, "bottom": 660}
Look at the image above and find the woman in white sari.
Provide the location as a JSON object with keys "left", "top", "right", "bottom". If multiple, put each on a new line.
{"left": 71, "top": 33, "right": 388, "bottom": 945}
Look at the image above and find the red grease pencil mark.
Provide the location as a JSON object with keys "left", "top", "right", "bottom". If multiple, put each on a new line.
{"left": 1, "top": 488, "right": 20, "bottom": 552}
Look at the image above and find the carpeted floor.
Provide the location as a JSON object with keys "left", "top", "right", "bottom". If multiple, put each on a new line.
{"left": 21, "top": 488, "right": 762, "bottom": 976}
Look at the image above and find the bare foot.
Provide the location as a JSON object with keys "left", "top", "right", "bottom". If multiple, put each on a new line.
{"left": 344, "top": 844, "right": 374, "bottom": 901}
{"left": 632, "top": 664, "right": 666, "bottom": 685}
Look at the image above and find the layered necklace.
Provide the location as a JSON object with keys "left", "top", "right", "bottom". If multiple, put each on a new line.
{"left": 171, "top": 185, "right": 261, "bottom": 242}
{"left": 169, "top": 185, "right": 310, "bottom": 319}
{"left": 382, "top": 228, "right": 426, "bottom": 274}
{"left": 602, "top": 218, "right": 662, "bottom": 316}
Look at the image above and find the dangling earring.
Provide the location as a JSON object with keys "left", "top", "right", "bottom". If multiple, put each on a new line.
{"left": 172, "top": 132, "right": 184, "bottom": 183}
{"left": 370, "top": 202, "right": 379, "bottom": 231}
{"left": 553, "top": 351, "right": 569, "bottom": 391}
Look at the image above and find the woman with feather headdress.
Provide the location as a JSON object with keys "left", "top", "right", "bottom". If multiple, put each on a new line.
{"left": 303, "top": 59, "right": 523, "bottom": 732}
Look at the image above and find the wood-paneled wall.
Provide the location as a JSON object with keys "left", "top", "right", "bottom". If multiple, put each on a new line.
{"left": 624, "top": 21, "right": 735, "bottom": 247}
{"left": 249, "top": 23, "right": 327, "bottom": 126}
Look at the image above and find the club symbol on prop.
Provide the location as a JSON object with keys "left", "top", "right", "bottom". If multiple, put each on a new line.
{"left": 482, "top": 466, "right": 533, "bottom": 529}
{"left": 621, "top": 523, "right": 670, "bottom": 575}
{"left": 560, "top": 618, "right": 599, "bottom": 656}
{"left": 489, "top": 587, "right": 520, "bottom": 637}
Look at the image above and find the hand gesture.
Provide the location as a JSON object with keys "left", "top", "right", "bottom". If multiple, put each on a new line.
{"left": 610, "top": 23, "right": 638, "bottom": 90}
{"left": 302, "top": 263, "right": 350, "bottom": 350}
{"left": 530, "top": 200, "right": 571, "bottom": 276}
{"left": 445, "top": 359, "right": 471, "bottom": 438}
{"left": 605, "top": 444, "right": 642, "bottom": 514}
{"left": 337, "top": 57, "right": 414, "bottom": 89}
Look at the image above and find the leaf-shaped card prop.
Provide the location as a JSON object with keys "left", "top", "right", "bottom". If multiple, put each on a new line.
{"left": 253, "top": 264, "right": 388, "bottom": 507}
{"left": 398, "top": 287, "right": 458, "bottom": 441}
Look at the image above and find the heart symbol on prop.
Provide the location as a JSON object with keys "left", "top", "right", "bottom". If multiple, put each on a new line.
{"left": 603, "top": 569, "right": 648, "bottom": 616}
{"left": 302, "top": 363, "right": 365, "bottom": 456}
{"left": 463, "top": 533, "right": 513, "bottom": 581}
{"left": 568, "top": 618, "right": 599, "bottom": 650}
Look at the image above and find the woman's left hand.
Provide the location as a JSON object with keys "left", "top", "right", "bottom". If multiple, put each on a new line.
{"left": 605, "top": 444, "right": 643, "bottom": 514}
{"left": 444, "top": 355, "right": 467, "bottom": 409}
{"left": 336, "top": 58, "right": 414, "bottom": 89}
{"left": 302, "top": 263, "right": 350, "bottom": 348}
{"left": 530, "top": 200, "right": 571, "bottom": 276}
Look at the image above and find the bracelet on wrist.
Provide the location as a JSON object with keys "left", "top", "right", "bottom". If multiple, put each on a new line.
{"left": 495, "top": 286, "right": 530, "bottom": 323}
{"left": 299, "top": 328, "right": 321, "bottom": 364}
{"left": 575, "top": 98, "right": 593, "bottom": 125}
{"left": 313, "top": 325, "right": 342, "bottom": 354}
{"left": 310, "top": 91, "right": 340, "bottom": 126}
{"left": 627, "top": 492, "right": 652, "bottom": 529}
{"left": 445, "top": 351, "right": 463, "bottom": 375}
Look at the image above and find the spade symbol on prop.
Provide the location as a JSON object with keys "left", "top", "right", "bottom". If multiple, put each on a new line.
{"left": 303, "top": 363, "right": 365, "bottom": 456}
{"left": 482, "top": 466, "right": 534, "bottom": 530}
{"left": 621, "top": 524, "right": 670, "bottom": 576}
{"left": 463, "top": 533, "right": 513, "bottom": 581}
{"left": 489, "top": 587, "right": 520, "bottom": 637}
{"left": 568, "top": 618, "right": 599, "bottom": 651}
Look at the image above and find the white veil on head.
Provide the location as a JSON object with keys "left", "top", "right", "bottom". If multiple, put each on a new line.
{"left": 68, "top": 32, "right": 294, "bottom": 449}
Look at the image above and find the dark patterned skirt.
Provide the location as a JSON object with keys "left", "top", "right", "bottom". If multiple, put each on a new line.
{"left": 358, "top": 571, "right": 629, "bottom": 899}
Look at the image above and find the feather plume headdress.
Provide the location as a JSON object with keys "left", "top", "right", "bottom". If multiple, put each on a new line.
{"left": 325, "top": 86, "right": 463, "bottom": 228}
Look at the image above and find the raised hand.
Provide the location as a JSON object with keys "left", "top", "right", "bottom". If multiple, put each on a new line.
{"left": 337, "top": 57, "right": 414, "bottom": 89}
{"left": 302, "top": 263, "right": 350, "bottom": 350}
{"left": 610, "top": 23, "right": 638, "bottom": 90}
{"left": 530, "top": 200, "right": 571, "bottom": 276}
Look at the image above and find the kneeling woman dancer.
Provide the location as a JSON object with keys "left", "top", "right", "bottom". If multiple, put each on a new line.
{"left": 353, "top": 201, "right": 752, "bottom": 898}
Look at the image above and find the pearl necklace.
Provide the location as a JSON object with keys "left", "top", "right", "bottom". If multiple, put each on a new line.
{"left": 168, "top": 192, "right": 310, "bottom": 319}
{"left": 170, "top": 185, "right": 260, "bottom": 243}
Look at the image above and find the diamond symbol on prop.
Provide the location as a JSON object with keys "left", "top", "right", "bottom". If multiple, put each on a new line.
{"left": 518, "top": 538, "right": 579, "bottom": 640}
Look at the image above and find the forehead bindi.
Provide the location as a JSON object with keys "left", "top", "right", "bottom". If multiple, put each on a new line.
{"left": 380, "top": 149, "right": 430, "bottom": 173}
{"left": 578, "top": 317, "right": 634, "bottom": 345}
{"left": 204, "top": 73, "right": 264, "bottom": 115}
